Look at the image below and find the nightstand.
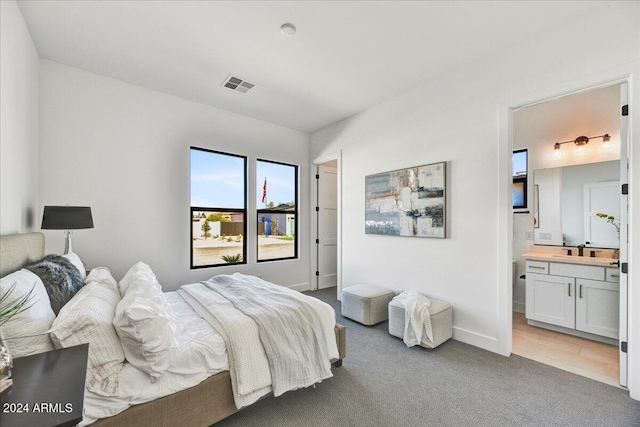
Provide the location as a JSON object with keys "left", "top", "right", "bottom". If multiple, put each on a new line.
{"left": 0, "top": 344, "right": 89, "bottom": 427}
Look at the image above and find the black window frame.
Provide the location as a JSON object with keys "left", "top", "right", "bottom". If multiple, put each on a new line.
{"left": 256, "top": 158, "right": 299, "bottom": 263}
{"left": 190, "top": 146, "right": 247, "bottom": 269}
{"left": 513, "top": 149, "right": 528, "bottom": 209}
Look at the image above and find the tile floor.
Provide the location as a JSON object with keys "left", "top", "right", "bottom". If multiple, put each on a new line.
{"left": 512, "top": 312, "right": 621, "bottom": 387}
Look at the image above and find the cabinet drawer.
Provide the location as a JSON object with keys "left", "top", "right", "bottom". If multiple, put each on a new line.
{"left": 606, "top": 268, "right": 621, "bottom": 283}
{"left": 549, "top": 263, "right": 605, "bottom": 281}
{"left": 526, "top": 261, "right": 548, "bottom": 274}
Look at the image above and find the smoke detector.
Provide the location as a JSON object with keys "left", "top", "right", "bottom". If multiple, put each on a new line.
{"left": 222, "top": 75, "right": 256, "bottom": 93}
{"left": 280, "top": 23, "right": 296, "bottom": 36}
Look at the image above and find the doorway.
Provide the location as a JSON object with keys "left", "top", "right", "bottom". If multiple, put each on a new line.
{"left": 311, "top": 151, "right": 342, "bottom": 298}
{"left": 317, "top": 160, "right": 338, "bottom": 290}
{"left": 509, "top": 82, "right": 628, "bottom": 387}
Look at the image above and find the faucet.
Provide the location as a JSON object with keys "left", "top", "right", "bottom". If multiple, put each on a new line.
{"left": 577, "top": 244, "right": 585, "bottom": 257}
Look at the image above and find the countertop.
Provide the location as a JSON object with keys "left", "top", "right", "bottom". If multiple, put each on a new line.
{"left": 522, "top": 252, "right": 620, "bottom": 267}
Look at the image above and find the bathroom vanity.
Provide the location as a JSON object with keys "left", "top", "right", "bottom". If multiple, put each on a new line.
{"left": 523, "top": 252, "right": 619, "bottom": 344}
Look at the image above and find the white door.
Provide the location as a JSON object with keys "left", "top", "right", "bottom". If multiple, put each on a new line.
{"left": 526, "top": 273, "right": 575, "bottom": 329}
{"left": 317, "top": 164, "right": 337, "bottom": 289}
{"left": 618, "top": 82, "right": 629, "bottom": 387}
{"left": 583, "top": 181, "right": 620, "bottom": 248}
{"left": 575, "top": 278, "right": 619, "bottom": 339}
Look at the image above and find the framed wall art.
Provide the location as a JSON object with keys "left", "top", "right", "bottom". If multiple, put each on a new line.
{"left": 365, "top": 161, "right": 446, "bottom": 238}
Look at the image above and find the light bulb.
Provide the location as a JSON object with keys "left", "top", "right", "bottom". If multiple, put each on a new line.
{"left": 575, "top": 143, "right": 588, "bottom": 156}
{"left": 574, "top": 136, "right": 589, "bottom": 156}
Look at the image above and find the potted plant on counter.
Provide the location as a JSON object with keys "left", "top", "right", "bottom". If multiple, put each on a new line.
{"left": 596, "top": 212, "right": 621, "bottom": 259}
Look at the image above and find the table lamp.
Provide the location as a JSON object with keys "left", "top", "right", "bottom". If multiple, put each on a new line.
{"left": 41, "top": 206, "right": 94, "bottom": 254}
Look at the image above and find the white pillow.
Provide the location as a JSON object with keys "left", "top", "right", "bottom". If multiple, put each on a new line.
{"left": 0, "top": 269, "right": 55, "bottom": 357}
{"left": 63, "top": 252, "right": 86, "bottom": 280}
{"left": 50, "top": 276, "right": 125, "bottom": 396}
{"left": 118, "top": 262, "right": 157, "bottom": 296}
{"left": 113, "top": 276, "right": 175, "bottom": 379}
{"left": 85, "top": 266, "right": 117, "bottom": 287}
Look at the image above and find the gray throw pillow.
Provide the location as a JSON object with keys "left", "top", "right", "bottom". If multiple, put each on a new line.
{"left": 25, "top": 255, "right": 84, "bottom": 315}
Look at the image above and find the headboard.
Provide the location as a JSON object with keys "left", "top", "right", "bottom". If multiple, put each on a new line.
{"left": 0, "top": 232, "right": 45, "bottom": 278}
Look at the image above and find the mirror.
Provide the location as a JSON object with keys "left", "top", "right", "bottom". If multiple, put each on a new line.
{"left": 533, "top": 160, "right": 620, "bottom": 248}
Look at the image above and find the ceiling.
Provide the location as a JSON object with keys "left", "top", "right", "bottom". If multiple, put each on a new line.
{"left": 17, "top": 1, "right": 607, "bottom": 133}
{"left": 515, "top": 84, "right": 621, "bottom": 147}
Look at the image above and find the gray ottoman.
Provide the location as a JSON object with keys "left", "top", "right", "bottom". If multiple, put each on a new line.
{"left": 388, "top": 296, "right": 453, "bottom": 348}
{"left": 342, "top": 284, "right": 394, "bottom": 326}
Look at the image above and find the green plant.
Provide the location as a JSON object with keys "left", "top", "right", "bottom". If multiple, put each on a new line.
{"left": 221, "top": 253, "right": 243, "bottom": 264}
{"left": 596, "top": 213, "right": 620, "bottom": 236}
{"left": 0, "top": 282, "right": 36, "bottom": 327}
{"left": 206, "top": 213, "right": 230, "bottom": 222}
{"left": 226, "top": 237, "right": 233, "bottom": 242}
{"left": 201, "top": 219, "right": 212, "bottom": 239}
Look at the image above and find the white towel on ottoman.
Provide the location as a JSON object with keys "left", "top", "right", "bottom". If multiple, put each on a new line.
{"left": 392, "top": 290, "right": 433, "bottom": 348}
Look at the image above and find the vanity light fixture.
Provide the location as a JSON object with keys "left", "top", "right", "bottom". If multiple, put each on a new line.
{"left": 551, "top": 133, "right": 611, "bottom": 158}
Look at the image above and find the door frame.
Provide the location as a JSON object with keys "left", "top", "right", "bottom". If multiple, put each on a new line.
{"left": 310, "top": 150, "right": 342, "bottom": 298}
{"left": 498, "top": 65, "right": 635, "bottom": 392}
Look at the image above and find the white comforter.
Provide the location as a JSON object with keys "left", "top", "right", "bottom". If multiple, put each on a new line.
{"left": 81, "top": 292, "right": 228, "bottom": 426}
{"left": 82, "top": 277, "right": 339, "bottom": 425}
{"left": 178, "top": 273, "right": 339, "bottom": 408}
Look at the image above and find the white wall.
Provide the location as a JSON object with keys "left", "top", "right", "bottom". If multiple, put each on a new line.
{"left": 0, "top": 0, "right": 39, "bottom": 235}
{"left": 38, "top": 60, "right": 310, "bottom": 290}
{"left": 311, "top": 1, "right": 639, "bottom": 363}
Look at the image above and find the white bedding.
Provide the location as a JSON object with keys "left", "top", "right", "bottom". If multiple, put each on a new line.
{"left": 81, "top": 292, "right": 228, "bottom": 426}
{"left": 178, "top": 275, "right": 339, "bottom": 408}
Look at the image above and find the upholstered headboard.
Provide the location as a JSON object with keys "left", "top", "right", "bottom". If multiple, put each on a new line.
{"left": 0, "top": 232, "right": 45, "bottom": 278}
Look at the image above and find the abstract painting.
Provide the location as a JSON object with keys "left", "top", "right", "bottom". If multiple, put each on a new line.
{"left": 365, "top": 162, "right": 446, "bottom": 238}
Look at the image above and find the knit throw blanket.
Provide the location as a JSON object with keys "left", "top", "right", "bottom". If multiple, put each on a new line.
{"left": 25, "top": 255, "right": 83, "bottom": 315}
{"left": 178, "top": 273, "right": 335, "bottom": 408}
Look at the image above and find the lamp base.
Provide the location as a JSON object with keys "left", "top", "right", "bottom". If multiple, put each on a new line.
{"left": 64, "top": 230, "right": 74, "bottom": 255}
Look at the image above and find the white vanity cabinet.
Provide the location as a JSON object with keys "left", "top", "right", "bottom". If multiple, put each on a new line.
{"left": 525, "top": 260, "right": 619, "bottom": 340}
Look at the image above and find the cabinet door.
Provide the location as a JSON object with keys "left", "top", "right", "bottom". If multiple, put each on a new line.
{"left": 526, "top": 273, "right": 575, "bottom": 328}
{"left": 576, "top": 279, "right": 619, "bottom": 339}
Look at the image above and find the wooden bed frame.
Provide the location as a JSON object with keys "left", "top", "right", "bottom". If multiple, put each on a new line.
{"left": 0, "top": 232, "right": 346, "bottom": 427}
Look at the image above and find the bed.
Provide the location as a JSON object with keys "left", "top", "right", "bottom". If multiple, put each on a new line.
{"left": 0, "top": 232, "right": 346, "bottom": 426}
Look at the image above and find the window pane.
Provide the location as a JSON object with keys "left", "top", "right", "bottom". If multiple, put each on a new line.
{"left": 192, "top": 210, "right": 245, "bottom": 267}
{"left": 191, "top": 149, "right": 245, "bottom": 209}
{"left": 256, "top": 161, "right": 296, "bottom": 208}
{"left": 257, "top": 160, "right": 297, "bottom": 262}
{"left": 513, "top": 150, "right": 527, "bottom": 178}
{"left": 191, "top": 147, "right": 246, "bottom": 268}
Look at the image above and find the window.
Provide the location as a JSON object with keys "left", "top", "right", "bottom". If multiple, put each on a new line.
{"left": 190, "top": 147, "right": 246, "bottom": 268}
{"left": 256, "top": 159, "right": 298, "bottom": 262}
{"left": 513, "top": 149, "right": 528, "bottom": 209}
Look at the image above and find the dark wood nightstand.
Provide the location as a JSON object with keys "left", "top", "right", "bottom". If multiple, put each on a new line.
{"left": 0, "top": 344, "right": 89, "bottom": 427}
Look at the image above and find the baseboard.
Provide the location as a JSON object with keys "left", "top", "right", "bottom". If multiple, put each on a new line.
{"left": 452, "top": 326, "right": 500, "bottom": 354}
{"left": 528, "top": 319, "right": 617, "bottom": 346}
{"left": 512, "top": 302, "right": 525, "bottom": 314}
{"left": 288, "top": 282, "right": 311, "bottom": 292}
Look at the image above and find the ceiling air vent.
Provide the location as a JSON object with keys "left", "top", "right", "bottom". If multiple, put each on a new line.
{"left": 222, "top": 75, "right": 255, "bottom": 93}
